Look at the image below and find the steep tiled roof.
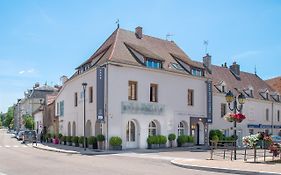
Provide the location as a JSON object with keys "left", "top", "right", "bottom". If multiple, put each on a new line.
{"left": 205, "top": 64, "right": 277, "bottom": 101}
{"left": 265, "top": 76, "right": 281, "bottom": 94}
{"left": 77, "top": 27, "right": 203, "bottom": 72}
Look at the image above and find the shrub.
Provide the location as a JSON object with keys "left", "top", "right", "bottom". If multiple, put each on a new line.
{"left": 187, "top": 136, "right": 194, "bottom": 143}
{"left": 168, "top": 133, "right": 176, "bottom": 141}
{"left": 147, "top": 136, "right": 159, "bottom": 145}
{"left": 58, "top": 133, "right": 63, "bottom": 139}
{"left": 66, "top": 136, "right": 72, "bottom": 142}
{"left": 88, "top": 136, "right": 97, "bottom": 145}
{"left": 158, "top": 135, "right": 167, "bottom": 144}
{"left": 212, "top": 135, "right": 219, "bottom": 142}
{"left": 61, "top": 136, "right": 66, "bottom": 142}
{"left": 96, "top": 134, "right": 105, "bottom": 142}
{"left": 109, "top": 136, "right": 122, "bottom": 146}
{"left": 209, "top": 129, "right": 223, "bottom": 141}
{"left": 79, "top": 136, "right": 85, "bottom": 144}
{"left": 72, "top": 136, "right": 79, "bottom": 144}
{"left": 46, "top": 133, "right": 51, "bottom": 139}
{"left": 177, "top": 135, "right": 188, "bottom": 145}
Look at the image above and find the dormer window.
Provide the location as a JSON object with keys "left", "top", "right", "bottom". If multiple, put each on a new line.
{"left": 145, "top": 58, "right": 162, "bottom": 69}
{"left": 191, "top": 68, "right": 203, "bottom": 77}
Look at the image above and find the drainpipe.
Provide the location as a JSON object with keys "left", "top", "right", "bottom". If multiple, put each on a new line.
{"left": 105, "top": 62, "right": 109, "bottom": 150}
{"left": 271, "top": 102, "right": 274, "bottom": 135}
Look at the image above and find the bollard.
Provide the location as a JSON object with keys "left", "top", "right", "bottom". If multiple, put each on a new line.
{"left": 254, "top": 147, "right": 257, "bottom": 162}
{"left": 223, "top": 149, "right": 226, "bottom": 159}
{"left": 231, "top": 149, "right": 233, "bottom": 161}
{"left": 244, "top": 147, "right": 247, "bottom": 161}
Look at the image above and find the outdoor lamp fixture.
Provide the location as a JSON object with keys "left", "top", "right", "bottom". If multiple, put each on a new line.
{"left": 225, "top": 90, "right": 246, "bottom": 160}
{"left": 82, "top": 82, "right": 88, "bottom": 151}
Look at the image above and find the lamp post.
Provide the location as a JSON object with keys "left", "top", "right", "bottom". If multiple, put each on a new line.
{"left": 225, "top": 90, "right": 246, "bottom": 160}
{"left": 82, "top": 82, "right": 87, "bottom": 151}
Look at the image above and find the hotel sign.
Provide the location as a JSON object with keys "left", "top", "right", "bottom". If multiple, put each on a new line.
{"left": 96, "top": 67, "right": 105, "bottom": 122}
{"left": 248, "top": 124, "right": 281, "bottom": 129}
{"left": 121, "top": 101, "right": 165, "bottom": 115}
{"left": 206, "top": 80, "right": 213, "bottom": 123}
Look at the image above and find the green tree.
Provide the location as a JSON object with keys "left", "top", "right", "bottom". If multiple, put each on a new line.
{"left": 4, "top": 107, "right": 14, "bottom": 129}
{"left": 23, "top": 115, "right": 34, "bottom": 130}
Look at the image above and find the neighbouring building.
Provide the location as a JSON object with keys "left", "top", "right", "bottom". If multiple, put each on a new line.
{"left": 56, "top": 26, "right": 211, "bottom": 149}
{"left": 203, "top": 58, "right": 281, "bottom": 147}
{"left": 14, "top": 83, "right": 59, "bottom": 131}
{"left": 266, "top": 76, "right": 281, "bottom": 94}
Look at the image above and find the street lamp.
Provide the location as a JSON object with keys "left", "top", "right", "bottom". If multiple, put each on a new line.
{"left": 82, "top": 82, "right": 88, "bottom": 151}
{"left": 225, "top": 90, "right": 246, "bottom": 160}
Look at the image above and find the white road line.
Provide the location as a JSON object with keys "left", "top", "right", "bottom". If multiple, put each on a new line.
{"left": 5, "top": 145, "right": 10, "bottom": 148}
{"left": 13, "top": 145, "right": 19, "bottom": 148}
{"left": 0, "top": 146, "right": 2, "bottom": 147}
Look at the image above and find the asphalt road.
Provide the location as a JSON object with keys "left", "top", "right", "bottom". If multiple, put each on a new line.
{"left": 0, "top": 129, "right": 229, "bottom": 175}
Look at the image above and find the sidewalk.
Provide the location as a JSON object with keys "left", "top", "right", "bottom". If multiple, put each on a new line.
{"left": 171, "top": 158, "right": 281, "bottom": 175}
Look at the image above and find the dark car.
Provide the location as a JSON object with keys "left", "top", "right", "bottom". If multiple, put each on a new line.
{"left": 16, "top": 131, "right": 25, "bottom": 140}
{"left": 22, "top": 130, "right": 37, "bottom": 144}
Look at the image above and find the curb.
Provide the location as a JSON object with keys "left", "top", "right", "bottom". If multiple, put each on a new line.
{"left": 171, "top": 160, "right": 281, "bottom": 175}
{"left": 32, "top": 145, "right": 79, "bottom": 154}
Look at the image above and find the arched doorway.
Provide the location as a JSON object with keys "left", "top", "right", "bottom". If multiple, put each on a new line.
{"left": 195, "top": 122, "right": 204, "bottom": 145}
{"left": 72, "top": 121, "right": 76, "bottom": 136}
{"left": 126, "top": 120, "right": 139, "bottom": 148}
{"left": 67, "top": 122, "right": 71, "bottom": 136}
{"left": 85, "top": 120, "right": 92, "bottom": 137}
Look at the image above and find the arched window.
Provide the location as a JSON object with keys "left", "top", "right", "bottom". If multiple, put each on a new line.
{"left": 178, "top": 121, "right": 186, "bottom": 136}
{"left": 126, "top": 120, "right": 136, "bottom": 142}
{"left": 72, "top": 121, "right": 76, "bottom": 136}
{"left": 68, "top": 122, "right": 71, "bottom": 136}
{"left": 148, "top": 121, "right": 157, "bottom": 136}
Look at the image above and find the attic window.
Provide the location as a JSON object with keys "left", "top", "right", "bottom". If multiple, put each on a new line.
{"left": 145, "top": 58, "right": 162, "bottom": 69}
{"left": 171, "top": 63, "right": 184, "bottom": 71}
{"left": 191, "top": 68, "right": 203, "bottom": 77}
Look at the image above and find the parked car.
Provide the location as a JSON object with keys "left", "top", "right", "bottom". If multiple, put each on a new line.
{"left": 271, "top": 135, "right": 281, "bottom": 143}
{"left": 16, "top": 131, "right": 25, "bottom": 140}
{"left": 22, "top": 130, "right": 37, "bottom": 144}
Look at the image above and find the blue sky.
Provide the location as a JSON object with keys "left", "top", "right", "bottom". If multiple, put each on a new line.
{"left": 0, "top": 0, "right": 281, "bottom": 112}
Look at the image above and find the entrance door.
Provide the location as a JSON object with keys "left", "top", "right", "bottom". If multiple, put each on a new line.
{"left": 195, "top": 122, "right": 205, "bottom": 145}
{"left": 196, "top": 123, "right": 200, "bottom": 145}
{"left": 126, "top": 120, "right": 138, "bottom": 148}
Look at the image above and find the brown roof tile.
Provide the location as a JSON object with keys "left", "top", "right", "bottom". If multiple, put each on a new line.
{"left": 266, "top": 76, "right": 281, "bottom": 94}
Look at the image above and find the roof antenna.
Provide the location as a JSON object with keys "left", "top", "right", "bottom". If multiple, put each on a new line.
{"left": 166, "top": 33, "right": 173, "bottom": 41}
{"left": 115, "top": 19, "right": 119, "bottom": 29}
{"left": 203, "top": 40, "right": 209, "bottom": 54}
{"left": 254, "top": 65, "right": 257, "bottom": 75}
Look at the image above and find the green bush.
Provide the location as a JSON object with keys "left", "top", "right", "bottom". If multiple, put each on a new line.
{"left": 96, "top": 134, "right": 105, "bottom": 142}
{"left": 46, "top": 133, "right": 51, "bottom": 139}
{"left": 209, "top": 129, "right": 223, "bottom": 141}
{"left": 58, "top": 133, "right": 63, "bottom": 139}
{"left": 61, "top": 136, "right": 66, "bottom": 142}
{"left": 168, "top": 133, "right": 176, "bottom": 141}
{"left": 147, "top": 136, "right": 159, "bottom": 145}
{"left": 187, "top": 136, "right": 194, "bottom": 143}
{"left": 158, "top": 135, "right": 167, "bottom": 144}
{"left": 212, "top": 135, "right": 219, "bottom": 142}
{"left": 109, "top": 136, "right": 122, "bottom": 146}
{"left": 66, "top": 136, "right": 72, "bottom": 142}
{"left": 78, "top": 136, "right": 85, "bottom": 144}
{"left": 177, "top": 135, "right": 188, "bottom": 145}
{"left": 87, "top": 136, "right": 97, "bottom": 145}
{"left": 72, "top": 136, "right": 79, "bottom": 144}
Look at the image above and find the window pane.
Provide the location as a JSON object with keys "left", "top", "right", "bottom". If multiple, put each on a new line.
{"left": 130, "top": 121, "right": 135, "bottom": 141}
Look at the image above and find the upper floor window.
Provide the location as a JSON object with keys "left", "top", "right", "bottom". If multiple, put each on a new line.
{"left": 277, "top": 110, "right": 280, "bottom": 122}
{"left": 146, "top": 59, "right": 162, "bottom": 69}
{"left": 191, "top": 69, "right": 202, "bottom": 77}
{"left": 266, "top": 108, "right": 269, "bottom": 121}
{"left": 89, "top": 86, "right": 93, "bottom": 103}
{"left": 188, "top": 89, "right": 194, "bottom": 106}
{"left": 150, "top": 84, "right": 158, "bottom": 102}
{"left": 74, "top": 92, "right": 78, "bottom": 107}
{"left": 128, "top": 81, "right": 137, "bottom": 100}
{"left": 221, "top": 103, "right": 226, "bottom": 118}
{"left": 60, "top": 101, "right": 64, "bottom": 116}
{"left": 56, "top": 102, "right": 60, "bottom": 116}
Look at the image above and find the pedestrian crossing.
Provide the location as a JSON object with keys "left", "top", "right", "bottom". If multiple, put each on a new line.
{"left": 0, "top": 145, "right": 28, "bottom": 148}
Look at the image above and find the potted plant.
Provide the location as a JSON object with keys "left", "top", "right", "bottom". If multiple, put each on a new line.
{"left": 97, "top": 134, "right": 105, "bottom": 150}
{"left": 58, "top": 133, "right": 63, "bottom": 143}
{"left": 168, "top": 133, "right": 176, "bottom": 148}
{"left": 158, "top": 135, "right": 167, "bottom": 148}
{"left": 87, "top": 136, "right": 97, "bottom": 149}
{"left": 72, "top": 136, "right": 79, "bottom": 147}
{"left": 79, "top": 136, "right": 85, "bottom": 148}
{"left": 177, "top": 135, "right": 187, "bottom": 147}
{"left": 212, "top": 135, "right": 219, "bottom": 149}
{"left": 53, "top": 135, "right": 59, "bottom": 144}
{"left": 61, "top": 136, "right": 66, "bottom": 145}
{"left": 109, "top": 136, "right": 122, "bottom": 150}
{"left": 187, "top": 136, "right": 194, "bottom": 146}
{"left": 147, "top": 135, "right": 159, "bottom": 149}
{"left": 66, "top": 136, "right": 72, "bottom": 146}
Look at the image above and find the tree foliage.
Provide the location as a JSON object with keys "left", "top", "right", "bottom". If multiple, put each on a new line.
{"left": 23, "top": 115, "right": 34, "bottom": 130}
{"left": 4, "top": 107, "right": 14, "bottom": 129}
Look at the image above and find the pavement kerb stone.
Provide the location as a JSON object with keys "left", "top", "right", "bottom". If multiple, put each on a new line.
{"left": 32, "top": 145, "right": 80, "bottom": 154}
{"left": 171, "top": 159, "right": 281, "bottom": 175}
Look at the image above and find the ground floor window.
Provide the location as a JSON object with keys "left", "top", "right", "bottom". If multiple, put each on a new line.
{"left": 178, "top": 121, "right": 186, "bottom": 136}
{"left": 148, "top": 121, "right": 157, "bottom": 136}
{"left": 126, "top": 120, "right": 136, "bottom": 142}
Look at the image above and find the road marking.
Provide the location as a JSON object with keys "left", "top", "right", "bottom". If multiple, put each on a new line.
{"left": 5, "top": 145, "right": 10, "bottom": 148}
{"left": 0, "top": 145, "right": 28, "bottom": 148}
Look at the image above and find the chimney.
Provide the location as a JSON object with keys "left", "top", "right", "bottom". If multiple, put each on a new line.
{"left": 203, "top": 54, "right": 212, "bottom": 73}
{"left": 230, "top": 61, "right": 240, "bottom": 76}
{"left": 135, "top": 26, "right": 143, "bottom": 39}
{"left": 60, "top": 75, "right": 68, "bottom": 85}
{"left": 34, "top": 82, "right": 40, "bottom": 88}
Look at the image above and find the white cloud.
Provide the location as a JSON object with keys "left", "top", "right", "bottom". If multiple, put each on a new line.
{"left": 18, "top": 68, "right": 36, "bottom": 75}
{"left": 233, "top": 50, "right": 261, "bottom": 60}
{"left": 19, "top": 70, "right": 25, "bottom": 74}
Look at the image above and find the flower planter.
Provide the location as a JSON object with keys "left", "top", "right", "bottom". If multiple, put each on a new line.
{"left": 148, "top": 144, "right": 159, "bottom": 149}
{"left": 53, "top": 138, "right": 59, "bottom": 144}
{"left": 88, "top": 144, "right": 93, "bottom": 149}
{"left": 111, "top": 145, "right": 122, "bottom": 150}
{"left": 159, "top": 144, "right": 166, "bottom": 148}
{"left": 97, "top": 141, "right": 105, "bottom": 150}
{"left": 67, "top": 142, "right": 72, "bottom": 146}
{"left": 79, "top": 143, "right": 84, "bottom": 148}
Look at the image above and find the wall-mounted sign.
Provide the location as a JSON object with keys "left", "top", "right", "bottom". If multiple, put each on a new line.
{"left": 247, "top": 124, "right": 281, "bottom": 129}
{"left": 96, "top": 67, "right": 105, "bottom": 122}
{"left": 206, "top": 80, "right": 213, "bottom": 123}
{"left": 121, "top": 101, "right": 165, "bottom": 115}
